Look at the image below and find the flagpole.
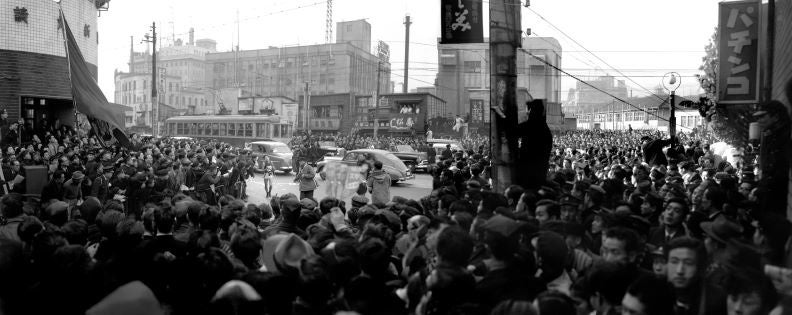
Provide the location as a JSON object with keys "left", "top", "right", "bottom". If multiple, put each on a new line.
{"left": 57, "top": 3, "right": 80, "bottom": 133}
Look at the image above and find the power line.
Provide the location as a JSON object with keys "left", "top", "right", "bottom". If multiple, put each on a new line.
{"left": 144, "top": 1, "right": 327, "bottom": 42}
{"left": 530, "top": 30, "right": 603, "bottom": 75}
{"left": 526, "top": 8, "right": 670, "bottom": 104}
{"left": 521, "top": 49, "right": 669, "bottom": 121}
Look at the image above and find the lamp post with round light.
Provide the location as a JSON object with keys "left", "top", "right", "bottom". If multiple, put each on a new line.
{"left": 662, "top": 72, "right": 682, "bottom": 137}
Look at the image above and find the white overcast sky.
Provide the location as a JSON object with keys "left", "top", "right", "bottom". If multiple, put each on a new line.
{"left": 96, "top": 0, "right": 722, "bottom": 102}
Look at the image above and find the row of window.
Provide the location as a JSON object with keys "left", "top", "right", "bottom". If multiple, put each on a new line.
{"left": 680, "top": 115, "right": 703, "bottom": 128}
{"left": 578, "top": 111, "right": 653, "bottom": 122}
{"left": 167, "top": 122, "right": 293, "bottom": 139}
{"left": 211, "top": 77, "right": 337, "bottom": 90}
{"left": 213, "top": 58, "right": 338, "bottom": 74}
{"left": 120, "top": 93, "right": 205, "bottom": 108}
{"left": 122, "top": 80, "right": 182, "bottom": 92}
{"left": 121, "top": 80, "right": 143, "bottom": 92}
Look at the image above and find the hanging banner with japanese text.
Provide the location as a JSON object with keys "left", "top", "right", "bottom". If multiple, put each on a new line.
{"left": 440, "top": 0, "right": 483, "bottom": 44}
{"left": 717, "top": 0, "right": 761, "bottom": 104}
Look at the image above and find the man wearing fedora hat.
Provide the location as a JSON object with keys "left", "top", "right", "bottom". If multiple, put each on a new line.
{"left": 63, "top": 171, "right": 89, "bottom": 207}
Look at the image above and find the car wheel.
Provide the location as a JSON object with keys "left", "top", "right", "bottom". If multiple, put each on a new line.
{"left": 392, "top": 180, "right": 398, "bottom": 186}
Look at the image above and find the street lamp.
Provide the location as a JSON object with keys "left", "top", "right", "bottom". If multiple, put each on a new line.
{"left": 662, "top": 72, "right": 682, "bottom": 137}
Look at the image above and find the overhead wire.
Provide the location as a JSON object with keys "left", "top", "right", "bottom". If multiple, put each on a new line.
{"left": 521, "top": 49, "right": 689, "bottom": 126}
{"left": 525, "top": 7, "right": 672, "bottom": 103}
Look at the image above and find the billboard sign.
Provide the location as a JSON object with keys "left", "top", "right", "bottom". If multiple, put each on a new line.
{"left": 440, "top": 0, "right": 483, "bottom": 44}
{"left": 238, "top": 98, "right": 252, "bottom": 111}
{"left": 377, "top": 41, "right": 390, "bottom": 62}
{"left": 717, "top": 0, "right": 761, "bottom": 104}
{"left": 470, "top": 99, "right": 484, "bottom": 123}
{"left": 282, "top": 103, "right": 299, "bottom": 125}
{"left": 254, "top": 98, "right": 274, "bottom": 112}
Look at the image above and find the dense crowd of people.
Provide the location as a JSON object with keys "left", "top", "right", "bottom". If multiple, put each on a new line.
{"left": 0, "top": 114, "right": 791, "bottom": 315}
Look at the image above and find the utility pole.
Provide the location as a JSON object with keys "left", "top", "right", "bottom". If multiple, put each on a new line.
{"left": 403, "top": 15, "right": 411, "bottom": 93}
{"left": 142, "top": 23, "right": 158, "bottom": 137}
{"left": 129, "top": 36, "right": 134, "bottom": 73}
{"left": 376, "top": 60, "right": 382, "bottom": 98}
{"left": 669, "top": 91, "right": 676, "bottom": 137}
{"left": 489, "top": 0, "right": 521, "bottom": 191}
{"left": 764, "top": 0, "right": 775, "bottom": 102}
{"left": 304, "top": 82, "right": 311, "bottom": 134}
{"left": 374, "top": 60, "right": 381, "bottom": 139}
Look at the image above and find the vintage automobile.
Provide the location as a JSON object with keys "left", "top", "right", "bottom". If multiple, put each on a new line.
{"left": 318, "top": 141, "right": 342, "bottom": 156}
{"left": 317, "top": 149, "right": 414, "bottom": 185}
{"left": 428, "top": 138, "right": 467, "bottom": 155}
{"left": 247, "top": 140, "right": 294, "bottom": 173}
{"left": 390, "top": 144, "right": 429, "bottom": 173}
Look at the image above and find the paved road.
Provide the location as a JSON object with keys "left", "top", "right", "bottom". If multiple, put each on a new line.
{"left": 246, "top": 172, "right": 434, "bottom": 205}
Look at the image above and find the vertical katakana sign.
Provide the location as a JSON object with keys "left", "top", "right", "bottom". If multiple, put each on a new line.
{"left": 440, "top": 0, "right": 483, "bottom": 44}
{"left": 718, "top": 0, "right": 761, "bottom": 104}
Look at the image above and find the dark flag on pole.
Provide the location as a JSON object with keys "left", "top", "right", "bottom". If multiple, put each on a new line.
{"left": 59, "top": 8, "right": 131, "bottom": 148}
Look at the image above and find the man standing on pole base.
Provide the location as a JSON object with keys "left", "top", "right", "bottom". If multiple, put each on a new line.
{"left": 755, "top": 98, "right": 791, "bottom": 217}
{"left": 517, "top": 100, "right": 552, "bottom": 190}
{"left": 641, "top": 135, "right": 674, "bottom": 168}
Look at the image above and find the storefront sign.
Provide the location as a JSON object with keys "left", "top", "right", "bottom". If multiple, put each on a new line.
{"left": 389, "top": 114, "right": 417, "bottom": 130}
{"left": 718, "top": 0, "right": 761, "bottom": 104}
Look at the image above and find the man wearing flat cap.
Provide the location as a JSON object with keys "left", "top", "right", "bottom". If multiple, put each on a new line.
{"left": 90, "top": 165, "right": 113, "bottom": 203}
{"left": 754, "top": 99, "right": 791, "bottom": 215}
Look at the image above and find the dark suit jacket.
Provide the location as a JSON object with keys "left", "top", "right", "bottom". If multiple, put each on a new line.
{"left": 647, "top": 226, "right": 685, "bottom": 248}
{"left": 144, "top": 234, "right": 187, "bottom": 258}
{"left": 91, "top": 175, "right": 110, "bottom": 202}
{"left": 642, "top": 138, "right": 673, "bottom": 166}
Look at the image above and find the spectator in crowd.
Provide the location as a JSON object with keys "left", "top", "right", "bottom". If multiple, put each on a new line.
{"left": 367, "top": 161, "right": 391, "bottom": 206}
{"left": 295, "top": 158, "right": 317, "bottom": 200}
{"left": 0, "top": 123, "right": 784, "bottom": 315}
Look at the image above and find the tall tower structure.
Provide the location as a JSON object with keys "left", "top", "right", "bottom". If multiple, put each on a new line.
{"left": 326, "top": 0, "right": 333, "bottom": 43}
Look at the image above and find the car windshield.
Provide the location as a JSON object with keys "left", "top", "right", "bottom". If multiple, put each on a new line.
{"left": 395, "top": 145, "right": 415, "bottom": 152}
{"left": 271, "top": 145, "right": 292, "bottom": 154}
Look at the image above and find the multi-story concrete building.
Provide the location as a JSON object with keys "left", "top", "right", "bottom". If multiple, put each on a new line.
{"left": 435, "top": 41, "right": 489, "bottom": 117}
{"left": 564, "top": 75, "right": 629, "bottom": 118}
{"left": 517, "top": 37, "right": 563, "bottom": 106}
{"left": 117, "top": 31, "right": 215, "bottom": 129}
{"left": 1, "top": 0, "right": 109, "bottom": 128}
{"left": 205, "top": 20, "right": 389, "bottom": 102}
{"left": 435, "top": 37, "right": 563, "bottom": 129}
{"left": 116, "top": 20, "right": 390, "bottom": 130}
